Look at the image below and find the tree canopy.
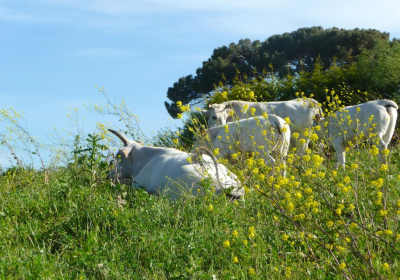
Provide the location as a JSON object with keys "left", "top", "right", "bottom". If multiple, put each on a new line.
{"left": 165, "top": 26, "right": 398, "bottom": 118}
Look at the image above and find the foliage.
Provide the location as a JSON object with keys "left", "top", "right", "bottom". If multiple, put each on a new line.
{"left": 165, "top": 27, "right": 393, "bottom": 117}
{"left": 354, "top": 39, "right": 400, "bottom": 99}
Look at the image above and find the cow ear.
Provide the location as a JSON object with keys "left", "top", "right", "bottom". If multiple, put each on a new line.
{"left": 315, "top": 113, "right": 321, "bottom": 123}
{"left": 200, "top": 125, "right": 206, "bottom": 135}
{"left": 226, "top": 103, "right": 233, "bottom": 110}
{"left": 201, "top": 110, "right": 210, "bottom": 117}
{"left": 118, "top": 148, "right": 129, "bottom": 158}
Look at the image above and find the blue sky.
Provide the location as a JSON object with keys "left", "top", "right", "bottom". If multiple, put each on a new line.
{"left": 1, "top": 0, "right": 400, "bottom": 167}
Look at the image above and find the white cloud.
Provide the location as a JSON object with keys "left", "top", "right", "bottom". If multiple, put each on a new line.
{"left": 76, "top": 48, "right": 142, "bottom": 58}
{"left": 0, "top": 4, "right": 65, "bottom": 23}
{"left": 0, "top": 5, "right": 40, "bottom": 22}
{"left": 2, "top": 0, "right": 400, "bottom": 38}
{"left": 40, "top": 0, "right": 284, "bottom": 15}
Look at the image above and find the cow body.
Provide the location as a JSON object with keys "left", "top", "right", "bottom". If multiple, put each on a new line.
{"left": 318, "top": 100, "right": 398, "bottom": 169}
{"left": 202, "top": 98, "right": 322, "bottom": 155}
{"left": 108, "top": 129, "right": 244, "bottom": 200}
{"left": 193, "top": 114, "right": 290, "bottom": 176}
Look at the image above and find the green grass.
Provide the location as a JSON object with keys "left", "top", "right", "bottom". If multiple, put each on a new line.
{"left": 1, "top": 145, "right": 400, "bottom": 279}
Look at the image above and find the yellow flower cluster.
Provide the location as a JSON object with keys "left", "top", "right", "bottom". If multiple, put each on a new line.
{"left": 369, "top": 145, "right": 379, "bottom": 156}
{"left": 223, "top": 240, "right": 230, "bottom": 248}
{"left": 248, "top": 226, "right": 256, "bottom": 238}
{"left": 380, "top": 164, "right": 388, "bottom": 172}
{"left": 371, "top": 178, "right": 384, "bottom": 188}
{"left": 176, "top": 101, "right": 190, "bottom": 113}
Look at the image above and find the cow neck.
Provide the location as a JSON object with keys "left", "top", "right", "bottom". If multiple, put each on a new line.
{"left": 207, "top": 127, "right": 220, "bottom": 142}
{"left": 130, "top": 145, "right": 170, "bottom": 176}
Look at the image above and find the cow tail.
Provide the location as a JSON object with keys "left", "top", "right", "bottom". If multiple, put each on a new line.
{"left": 384, "top": 104, "right": 398, "bottom": 145}
{"left": 268, "top": 115, "right": 282, "bottom": 152}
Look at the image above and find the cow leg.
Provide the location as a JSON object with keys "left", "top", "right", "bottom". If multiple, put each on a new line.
{"left": 376, "top": 136, "right": 389, "bottom": 165}
{"left": 266, "top": 153, "right": 276, "bottom": 173}
{"left": 332, "top": 138, "right": 346, "bottom": 170}
{"left": 277, "top": 142, "right": 288, "bottom": 177}
{"left": 297, "top": 136, "right": 309, "bottom": 156}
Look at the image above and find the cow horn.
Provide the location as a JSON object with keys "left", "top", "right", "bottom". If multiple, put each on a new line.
{"left": 108, "top": 129, "right": 132, "bottom": 145}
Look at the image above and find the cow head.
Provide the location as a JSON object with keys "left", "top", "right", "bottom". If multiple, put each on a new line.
{"left": 108, "top": 129, "right": 137, "bottom": 185}
{"left": 202, "top": 103, "right": 232, "bottom": 128}
{"left": 192, "top": 126, "right": 208, "bottom": 152}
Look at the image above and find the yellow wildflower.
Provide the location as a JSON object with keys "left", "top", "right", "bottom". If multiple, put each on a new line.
{"left": 338, "top": 262, "right": 346, "bottom": 270}
{"left": 385, "top": 230, "right": 393, "bottom": 236}
{"left": 343, "top": 176, "right": 351, "bottom": 184}
{"left": 304, "top": 188, "right": 313, "bottom": 195}
{"left": 248, "top": 268, "right": 255, "bottom": 275}
{"left": 286, "top": 202, "right": 294, "bottom": 212}
{"left": 213, "top": 148, "right": 219, "bottom": 156}
{"left": 302, "top": 155, "right": 311, "bottom": 162}
{"left": 310, "top": 133, "right": 319, "bottom": 141}
{"left": 248, "top": 226, "right": 256, "bottom": 238}
{"left": 281, "top": 234, "right": 289, "bottom": 241}
{"left": 380, "top": 164, "right": 388, "bottom": 172}
{"left": 222, "top": 240, "right": 230, "bottom": 248}
{"left": 381, "top": 148, "right": 390, "bottom": 156}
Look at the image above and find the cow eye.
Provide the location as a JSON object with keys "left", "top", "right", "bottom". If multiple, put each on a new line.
{"left": 212, "top": 116, "right": 218, "bottom": 120}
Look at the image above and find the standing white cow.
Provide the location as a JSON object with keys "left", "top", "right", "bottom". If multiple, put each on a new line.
{"left": 202, "top": 98, "right": 322, "bottom": 155}
{"left": 193, "top": 114, "right": 290, "bottom": 176}
{"left": 108, "top": 129, "right": 244, "bottom": 200}
{"left": 317, "top": 100, "right": 398, "bottom": 169}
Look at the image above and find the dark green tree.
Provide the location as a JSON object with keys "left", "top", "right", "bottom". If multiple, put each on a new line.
{"left": 354, "top": 39, "right": 400, "bottom": 99}
{"left": 165, "top": 27, "right": 391, "bottom": 117}
{"left": 165, "top": 39, "right": 261, "bottom": 117}
{"left": 258, "top": 27, "right": 388, "bottom": 76}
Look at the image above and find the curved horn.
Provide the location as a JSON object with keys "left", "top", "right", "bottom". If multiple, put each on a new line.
{"left": 108, "top": 129, "right": 132, "bottom": 146}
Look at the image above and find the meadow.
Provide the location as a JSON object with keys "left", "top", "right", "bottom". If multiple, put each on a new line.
{"left": 1, "top": 90, "right": 400, "bottom": 279}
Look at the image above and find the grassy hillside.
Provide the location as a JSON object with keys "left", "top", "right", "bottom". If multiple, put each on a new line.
{"left": 1, "top": 144, "right": 400, "bottom": 279}
{"left": 1, "top": 91, "right": 400, "bottom": 279}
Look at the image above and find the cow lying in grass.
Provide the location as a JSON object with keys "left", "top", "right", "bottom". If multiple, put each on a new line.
{"left": 201, "top": 98, "right": 322, "bottom": 155}
{"left": 108, "top": 129, "right": 244, "bottom": 200}
{"left": 316, "top": 100, "right": 398, "bottom": 169}
{"left": 192, "top": 114, "right": 290, "bottom": 176}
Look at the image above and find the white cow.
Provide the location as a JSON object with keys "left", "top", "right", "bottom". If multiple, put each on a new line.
{"left": 108, "top": 129, "right": 244, "bottom": 200}
{"left": 202, "top": 98, "right": 322, "bottom": 155}
{"left": 317, "top": 100, "right": 398, "bottom": 169}
{"left": 193, "top": 114, "right": 290, "bottom": 176}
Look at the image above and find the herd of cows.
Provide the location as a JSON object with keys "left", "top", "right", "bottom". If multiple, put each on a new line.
{"left": 108, "top": 98, "right": 398, "bottom": 200}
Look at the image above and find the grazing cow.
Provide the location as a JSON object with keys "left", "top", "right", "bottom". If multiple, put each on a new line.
{"left": 316, "top": 100, "right": 398, "bottom": 169}
{"left": 202, "top": 98, "right": 322, "bottom": 155}
{"left": 108, "top": 129, "right": 244, "bottom": 200}
{"left": 193, "top": 114, "right": 290, "bottom": 176}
